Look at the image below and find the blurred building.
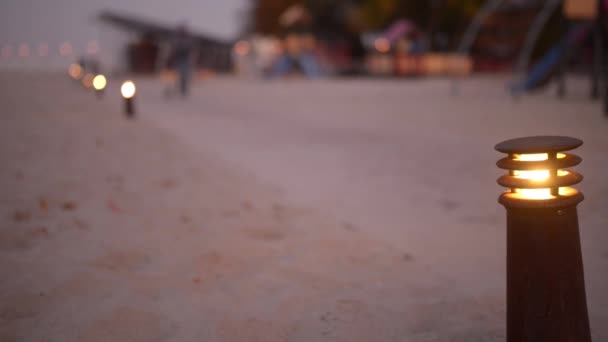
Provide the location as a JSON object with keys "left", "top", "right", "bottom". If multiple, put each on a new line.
{"left": 0, "top": 0, "right": 245, "bottom": 71}
{"left": 471, "top": 0, "right": 549, "bottom": 72}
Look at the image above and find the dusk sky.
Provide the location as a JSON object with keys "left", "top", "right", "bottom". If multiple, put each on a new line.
{"left": 0, "top": 0, "right": 248, "bottom": 69}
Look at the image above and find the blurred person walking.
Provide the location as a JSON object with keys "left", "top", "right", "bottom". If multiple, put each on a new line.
{"left": 168, "top": 24, "right": 198, "bottom": 97}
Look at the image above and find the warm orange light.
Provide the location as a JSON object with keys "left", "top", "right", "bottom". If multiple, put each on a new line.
{"left": 510, "top": 187, "right": 577, "bottom": 200}
{"left": 510, "top": 153, "right": 570, "bottom": 199}
{"left": 512, "top": 188, "right": 553, "bottom": 200}
{"left": 513, "top": 169, "right": 550, "bottom": 181}
{"left": 93, "top": 74, "right": 107, "bottom": 90}
{"left": 375, "top": 37, "right": 390, "bottom": 53}
{"left": 234, "top": 40, "right": 250, "bottom": 56}
{"left": 82, "top": 73, "right": 94, "bottom": 88}
{"left": 422, "top": 54, "right": 446, "bottom": 75}
{"left": 513, "top": 153, "right": 566, "bottom": 161}
{"left": 68, "top": 63, "right": 84, "bottom": 79}
{"left": 121, "top": 80, "right": 136, "bottom": 99}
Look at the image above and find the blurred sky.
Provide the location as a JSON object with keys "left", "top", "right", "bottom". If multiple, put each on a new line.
{"left": 0, "top": 0, "right": 247, "bottom": 70}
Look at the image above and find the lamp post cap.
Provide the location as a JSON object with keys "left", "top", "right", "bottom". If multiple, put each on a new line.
{"left": 495, "top": 136, "right": 582, "bottom": 154}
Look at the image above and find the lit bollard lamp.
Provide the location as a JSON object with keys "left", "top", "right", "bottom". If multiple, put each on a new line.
{"left": 495, "top": 136, "right": 592, "bottom": 342}
{"left": 68, "top": 63, "right": 84, "bottom": 81}
{"left": 120, "top": 80, "right": 136, "bottom": 118}
{"left": 92, "top": 74, "right": 107, "bottom": 98}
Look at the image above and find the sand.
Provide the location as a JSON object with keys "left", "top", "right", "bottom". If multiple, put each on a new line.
{"left": 0, "top": 71, "right": 606, "bottom": 341}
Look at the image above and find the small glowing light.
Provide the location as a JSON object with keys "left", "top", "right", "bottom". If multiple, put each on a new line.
{"left": 374, "top": 37, "right": 390, "bottom": 53}
{"left": 513, "top": 188, "right": 553, "bottom": 200}
{"left": 82, "top": 73, "right": 95, "bottom": 88}
{"left": 513, "top": 153, "right": 566, "bottom": 161}
{"left": 513, "top": 169, "right": 550, "bottom": 181}
{"left": 68, "top": 63, "right": 84, "bottom": 79}
{"left": 59, "top": 42, "right": 73, "bottom": 57}
{"left": 510, "top": 187, "right": 577, "bottom": 200}
{"left": 233, "top": 40, "right": 250, "bottom": 56}
{"left": 18, "top": 44, "right": 30, "bottom": 58}
{"left": 121, "top": 80, "right": 136, "bottom": 99}
{"left": 512, "top": 153, "right": 569, "bottom": 182}
{"left": 93, "top": 74, "right": 107, "bottom": 90}
{"left": 510, "top": 153, "right": 571, "bottom": 199}
{"left": 86, "top": 40, "right": 100, "bottom": 55}
{"left": 513, "top": 153, "right": 547, "bottom": 161}
{"left": 37, "top": 43, "right": 49, "bottom": 57}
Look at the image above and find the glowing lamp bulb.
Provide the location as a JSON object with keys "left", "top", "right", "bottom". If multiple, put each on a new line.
{"left": 93, "top": 74, "right": 107, "bottom": 91}
{"left": 121, "top": 81, "right": 136, "bottom": 99}
{"left": 496, "top": 136, "right": 583, "bottom": 203}
{"left": 68, "top": 63, "right": 83, "bottom": 80}
{"left": 82, "top": 73, "right": 95, "bottom": 88}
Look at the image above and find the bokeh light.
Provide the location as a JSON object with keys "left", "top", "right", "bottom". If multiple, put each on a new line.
{"left": 82, "top": 73, "right": 95, "bottom": 88}
{"left": 68, "top": 63, "right": 84, "bottom": 79}
{"left": 121, "top": 80, "right": 136, "bottom": 99}
{"left": 93, "top": 74, "right": 107, "bottom": 90}
{"left": 234, "top": 40, "right": 251, "bottom": 56}
{"left": 374, "top": 37, "right": 390, "bottom": 53}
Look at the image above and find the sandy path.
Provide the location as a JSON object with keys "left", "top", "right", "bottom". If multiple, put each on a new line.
{"left": 141, "top": 75, "right": 608, "bottom": 341}
{"left": 0, "top": 72, "right": 417, "bottom": 341}
{"left": 1, "top": 72, "right": 606, "bottom": 341}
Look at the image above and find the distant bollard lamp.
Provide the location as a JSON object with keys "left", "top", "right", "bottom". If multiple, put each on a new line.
{"left": 68, "top": 63, "right": 83, "bottom": 81}
{"left": 93, "top": 74, "right": 107, "bottom": 98}
{"left": 495, "top": 136, "right": 592, "bottom": 342}
{"left": 82, "top": 73, "right": 94, "bottom": 89}
{"left": 120, "top": 80, "right": 136, "bottom": 118}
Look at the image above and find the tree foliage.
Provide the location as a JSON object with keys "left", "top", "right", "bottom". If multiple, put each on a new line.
{"left": 246, "top": 0, "right": 485, "bottom": 36}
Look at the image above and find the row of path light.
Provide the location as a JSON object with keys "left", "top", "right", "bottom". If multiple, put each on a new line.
{"left": 68, "top": 62, "right": 136, "bottom": 118}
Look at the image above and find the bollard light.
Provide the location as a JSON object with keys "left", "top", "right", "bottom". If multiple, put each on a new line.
{"left": 92, "top": 74, "right": 107, "bottom": 98}
{"left": 120, "top": 80, "right": 136, "bottom": 118}
{"left": 81, "top": 73, "right": 94, "bottom": 89}
{"left": 496, "top": 136, "right": 591, "bottom": 342}
{"left": 68, "top": 63, "right": 84, "bottom": 80}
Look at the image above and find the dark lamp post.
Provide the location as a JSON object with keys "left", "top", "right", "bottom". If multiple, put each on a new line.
{"left": 495, "top": 136, "right": 591, "bottom": 342}
{"left": 120, "top": 80, "right": 136, "bottom": 118}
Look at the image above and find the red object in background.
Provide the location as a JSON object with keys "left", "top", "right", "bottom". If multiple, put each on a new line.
{"left": 127, "top": 40, "right": 158, "bottom": 74}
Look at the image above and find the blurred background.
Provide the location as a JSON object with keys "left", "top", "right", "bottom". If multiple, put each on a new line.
{"left": 1, "top": 1, "right": 607, "bottom": 341}
{"left": 0, "top": 0, "right": 603, "bottom": 81}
